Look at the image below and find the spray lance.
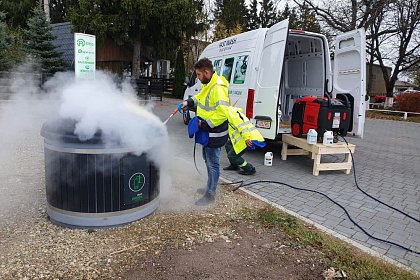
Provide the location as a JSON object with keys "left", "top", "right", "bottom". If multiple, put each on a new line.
{"left": 163, "top": 102, "right": 188, "bottom": 125}
{"left": 162, "top": 108, "right": 179, "bottom": 125}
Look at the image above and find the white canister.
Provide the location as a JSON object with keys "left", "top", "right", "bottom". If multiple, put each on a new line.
{"left": 264, "top": 152, "right": 273, "bottom": 166}
{"left": 323, "top": 131, "right": 333, "bottom": 146}
{"left": 307, "top": 129, "right": 318, "bottom": 145}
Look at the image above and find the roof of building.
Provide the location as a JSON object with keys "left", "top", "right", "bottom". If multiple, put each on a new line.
{"left": 394, "top": 80, "right": 417, "bottom": 87}
{"left": 51, "top": 22, "right": 74, "bottom": 67}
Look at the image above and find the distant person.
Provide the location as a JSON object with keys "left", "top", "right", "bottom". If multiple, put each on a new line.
{"left": 178, "top": 58, "right": 230, "bottom": 206}
{"left": 223, "top": 106, "right": 265, "bottom": 175}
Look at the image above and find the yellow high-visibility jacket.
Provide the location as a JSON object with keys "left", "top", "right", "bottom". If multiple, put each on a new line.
{"left": 187, "top": 73, "right": 230, "bottom": 147}
{"left": 227, "top": 106, "right": 265, "bottom": 154}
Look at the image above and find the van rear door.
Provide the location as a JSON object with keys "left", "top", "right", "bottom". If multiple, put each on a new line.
{"left": 253, "top": 19, "right": 289, "bottom": 139}
{"left": 333, "top": 28, "right": 366, "bottom": 138}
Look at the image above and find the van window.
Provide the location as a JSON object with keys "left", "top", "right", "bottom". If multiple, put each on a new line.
{"left": 188, "top": 71, "right": 197, "bottom": 87}
{"left": 213, "top": 59, "right": 222, "bottom": 75}
{"left": 233, "top": 55, "right": 249, "bottom": 84}
{"left": 222, "top": 57, "right": 235, "bottom": 82}
{"left": 339, "top": 38, "right": 355, "bottom": 49}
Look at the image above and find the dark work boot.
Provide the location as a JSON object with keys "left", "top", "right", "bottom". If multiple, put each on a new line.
{"left": 223, "top": 165, "right": 240, "bottom": 171}
{"left": 195, "top": 192, "right": 215, "bottom": 206}
{"left": 239, "top": 169, "right": 256, "bottom": 175}
{"left": 196, "top": 188, "right": 207, "bottom": 195}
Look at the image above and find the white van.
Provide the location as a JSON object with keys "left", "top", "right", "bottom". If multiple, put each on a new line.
{"left": 183, "top": 19, "right": 366, "bottom": 139}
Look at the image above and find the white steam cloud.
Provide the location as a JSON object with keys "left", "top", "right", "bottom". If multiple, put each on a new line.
{"left": 0, "top": 66, "right": 175, "bottom": 224}
{"left": 48, "top": 71, "right": 168, "bottom": 166}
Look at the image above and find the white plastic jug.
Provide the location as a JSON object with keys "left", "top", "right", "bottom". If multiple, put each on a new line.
{"left": 264, "top": 152, "right": 273, "bottom": 166}
{"left": 307, "top": 129, "right": 318, "bottom": 145}
{"left": 323, "top": 131, "right": 333, "bottom": 146}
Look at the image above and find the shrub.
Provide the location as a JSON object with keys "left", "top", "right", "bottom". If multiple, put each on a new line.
{"left": 373, "top": 95, "right": 386, "bottom": 103}
{"left": 394, "top": 93, "right": 420, "bottom": 113}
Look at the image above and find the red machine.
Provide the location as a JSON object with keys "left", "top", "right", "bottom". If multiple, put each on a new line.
{"left": 291, "top": 95, "right": 351, "bottom": 139}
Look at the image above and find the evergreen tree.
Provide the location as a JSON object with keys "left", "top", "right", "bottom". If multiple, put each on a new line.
{"left": 213, "top": 0, "right": 248, "bottom": 31}
{"left": 246, "top": 0, "right": 260, "bottom": 30}
{"left": 6, "top": 29, "right": 26, "bottom": 64}
{"left": 24, "top": 7, "right": 66, "bottom": 74}
{"left": 0, "top": 0, "right": 37, "bottom": 28}
{"left": 259, "top": 0, "right": 277, "bottom": 28}
{"left": 213, "top": 20, "right": 244, "bottom": 41}
{"left": 70, "top": 0, "right": 206, "bottom": 78}
{"left": 296, "top": 3, "right": 320, "bottom": 32}
{"left": 213, "top": 20, "right": 230, "bottom": 41}
{"left": 0, "top": 8, "right": 11, "bottom": 71}
{"left": 173, "top": 48, "right": 186, "bottom": 98}
{"left": 278, "top": 3, "right": 320, "bottom": 33}
{"left": 278, "top": 3, "right": 299, "bottom": 29}
{"left": 50, "top": 0, "right": 78, "bottom": 24}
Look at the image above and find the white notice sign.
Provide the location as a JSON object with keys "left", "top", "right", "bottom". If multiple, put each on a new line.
{"left": 74, "top": 33, "right": 96, "bottom": 80}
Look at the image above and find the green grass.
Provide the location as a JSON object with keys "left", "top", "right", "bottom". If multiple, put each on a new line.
{"left": 366, "top": 110, "right": 420, "bottom": 123}
{"left": 238, "top": 207, "right": 420, "bottom": 280}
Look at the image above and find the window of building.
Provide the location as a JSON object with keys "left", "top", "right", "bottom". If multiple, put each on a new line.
{"left": 233, "top": 55, "right": 249, "bottom": 84}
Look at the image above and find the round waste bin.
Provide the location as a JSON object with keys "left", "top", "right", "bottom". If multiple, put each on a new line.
{"left": 40, "top": 118, "right": 159, "bottom": 228}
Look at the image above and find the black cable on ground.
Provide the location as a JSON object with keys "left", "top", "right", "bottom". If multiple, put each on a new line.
{"left": 339, "top": 135, "right": 420, "bottom": 224}
{"left": 227, "top": 136, "right": 419, "bottom": 255}
{"left": 229, "top": 179, "right": 419, "bottom": 255}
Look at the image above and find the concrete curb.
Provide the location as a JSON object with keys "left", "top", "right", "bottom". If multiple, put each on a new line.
{"left": 219, "top": 176, "right": 418, "bottom": 275}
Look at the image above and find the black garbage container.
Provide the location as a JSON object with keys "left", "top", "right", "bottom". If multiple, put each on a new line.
{"left": 40, "top": 119, "right": 159, "bottom": 228}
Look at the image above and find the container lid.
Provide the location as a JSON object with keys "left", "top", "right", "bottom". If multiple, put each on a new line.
{"left": 41, "top": 118, "right": 104, "bottom": 145}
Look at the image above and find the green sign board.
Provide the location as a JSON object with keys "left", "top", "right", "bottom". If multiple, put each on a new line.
{"left": 74, "top": 33, "right": 96, "bottom": 80}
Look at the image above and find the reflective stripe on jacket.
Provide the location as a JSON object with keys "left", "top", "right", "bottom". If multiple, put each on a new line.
{"left": 187, "top": 73, "right": 230, "bottom": 147}
{"left": 227, "top": 106, "right": 265, "bottom": 154}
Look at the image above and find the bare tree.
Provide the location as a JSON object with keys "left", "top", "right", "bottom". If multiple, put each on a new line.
{"left": 295, "top": 0, "right": 420, "bottom": 104}
{"left": 295, "top": 0, "right": 389, "bottom": 33}
{"left": 375, "top": 0, "right": 420, "bottom": 101}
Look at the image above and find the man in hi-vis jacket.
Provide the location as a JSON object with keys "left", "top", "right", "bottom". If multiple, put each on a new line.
{"left": 178, "top": 58, "right": 230, "bottom": 206}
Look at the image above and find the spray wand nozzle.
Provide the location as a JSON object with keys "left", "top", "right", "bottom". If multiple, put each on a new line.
{"left": 163, "top": 108, "right": 180, "bottom": 125}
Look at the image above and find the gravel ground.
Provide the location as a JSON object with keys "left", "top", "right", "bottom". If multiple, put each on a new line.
{"left": 0, "top": 97, "right": 257, "bottom": 279}
{"left": 0, "top": 185, "right": 272, "bottom": 279}
{"left": 0, "top": 97, "right": 328, "bottom": 279}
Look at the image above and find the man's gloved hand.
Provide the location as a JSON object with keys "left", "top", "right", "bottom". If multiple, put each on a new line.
{"left": 177, "top": 103, "right": 184, "bottom": 113}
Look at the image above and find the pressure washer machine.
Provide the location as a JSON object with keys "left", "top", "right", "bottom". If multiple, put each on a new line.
{"left": 291, "top": 95, "right": 351, "bottom": 140}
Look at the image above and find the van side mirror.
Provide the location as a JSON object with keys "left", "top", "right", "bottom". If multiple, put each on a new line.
{"left": 185, "top": 76, "right": 190, "bottom": 86}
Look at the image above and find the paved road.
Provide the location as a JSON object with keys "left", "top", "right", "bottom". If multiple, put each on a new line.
{"left": 155, "top": 98, "right": 420, "bottom": 271}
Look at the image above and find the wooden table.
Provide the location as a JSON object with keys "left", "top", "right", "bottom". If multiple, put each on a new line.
{"left": 281, "top": 134, "right": 356, "bottom": 176}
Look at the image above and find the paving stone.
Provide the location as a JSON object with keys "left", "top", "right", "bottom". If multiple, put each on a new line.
{"left": 215, "top": 117, "right": 420, "bottom": 270}
{"left": 352, "top": 231, "right": 370, "bottom": 243}
{"left": 334, "top": 225, "right": 357, "bottom": 238}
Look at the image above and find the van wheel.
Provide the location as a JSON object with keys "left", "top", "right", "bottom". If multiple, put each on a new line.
{"left": 183, "top": 111, "right": 191, "bottom": 125}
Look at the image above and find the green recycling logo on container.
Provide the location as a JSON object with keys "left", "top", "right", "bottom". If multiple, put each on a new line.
{"left": 129, "top": 173, "right": 146, "bottom": 192}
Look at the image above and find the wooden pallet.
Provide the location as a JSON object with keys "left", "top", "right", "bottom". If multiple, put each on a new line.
{"left": 281, "top": 134, "right": 356, "bottom": 176}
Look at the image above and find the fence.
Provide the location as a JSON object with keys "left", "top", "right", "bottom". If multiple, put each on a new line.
{"left": 368, "top": 108, "right": 420, "bottom": 120}
{"left": 0, "top": 71, "right": 43, "bottom": 100}
{"left": 131, "top": 78, "right": 174, "bottom": 101}
{"left": 1, "top": 71, "right": 174, "bottom": 102}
